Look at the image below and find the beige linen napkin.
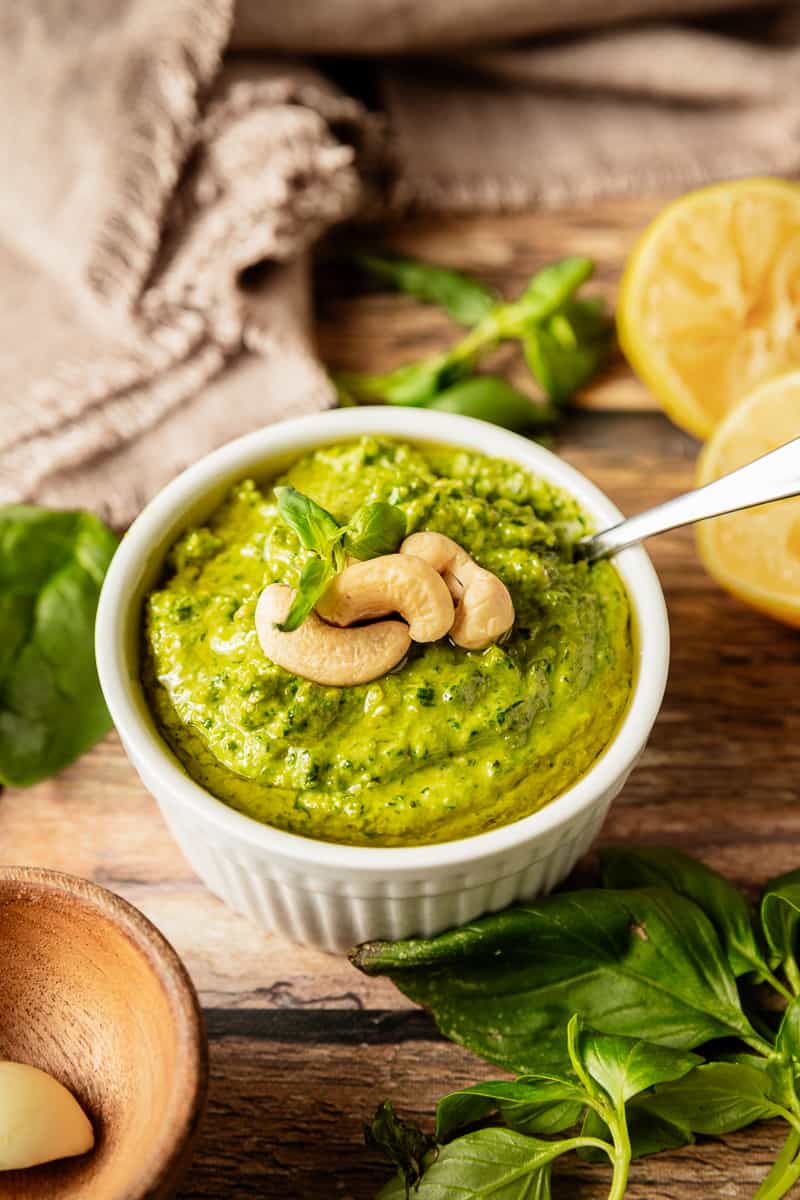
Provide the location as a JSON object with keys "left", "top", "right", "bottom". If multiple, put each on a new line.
{"left": 0, "top": 3, "right": 381, "bottom": 524}
{"left": 2, "top": 0, "right": 799, "bottom": 525}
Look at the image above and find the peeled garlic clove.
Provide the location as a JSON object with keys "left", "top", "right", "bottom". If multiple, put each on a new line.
{"left": 0, "top": 1061, "right": 94, "bottom": 1171}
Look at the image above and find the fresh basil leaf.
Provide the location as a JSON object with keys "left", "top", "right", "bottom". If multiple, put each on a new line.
{"left": 277, "top": 558, "right": 333, "bottom": 633}
{"left": 601, "top": 846, "right": 767, "bottom": 980}
{"left": 351, "top": 887, "right": 766, "bottom": 1075}
{"left": 761, "top": 871, "right": 800, "bottom": 970}
{"left": 377, "top": 1128, "right": 563, "bottom": 1200}
{"left": 343, "top": 503, "right": 407, "bottom": 561}
{"left": 365, "top": 1100, "right": 436, "bottom": 1195}
{"left": 427, "top": 377, "right": 556, "bottom": 432}
{"left": 0, "top": 505, "right": 118, "bottom": 787}
{"left": 515, "top": 257, "right": 594, "bottom": 324}
{"left": 436, "top": 1078, "right": 586, "bottom": 1142}
{"left": 635, "top": 1062, "right": 782, "bottom": 1137}
{"left": 583, "top": 1059, "right": 786, "bottom": 1164}
{"left": 579, "top": 1029, "right": 701, "bottom": 1111}
{"left": 335, "top": 355, "right": 464, "bottom": 408}
{"left": 275, "top": 485, "right": 340, "bottom": 554}
{"left": 523, "top": 326, "right": 607, "bottom": 406}
{"left": 355, "top": 251, "right": 498, "bottom": 327}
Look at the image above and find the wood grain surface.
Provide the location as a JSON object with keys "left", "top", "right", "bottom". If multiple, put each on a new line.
{"left": 5, "top": 197, "right": 800, "bottom": 1198}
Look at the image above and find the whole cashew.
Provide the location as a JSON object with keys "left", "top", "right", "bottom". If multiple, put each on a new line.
{"left": 400, "top": 531, "right": 515, "bottom": 650}
{"left": 255, "top": 584, "right": 411, "bottom": 687}
{"left": 316, "top": 554, "right": 454, "bottom": 643}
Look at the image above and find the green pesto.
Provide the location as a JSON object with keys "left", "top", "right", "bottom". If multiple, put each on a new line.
{"left": 142, "top": 438, "right": 632, "bottom": 847}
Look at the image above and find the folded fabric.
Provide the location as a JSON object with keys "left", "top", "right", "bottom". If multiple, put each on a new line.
{"left": 1, "top": 0, "right": 797, "bottom": 525}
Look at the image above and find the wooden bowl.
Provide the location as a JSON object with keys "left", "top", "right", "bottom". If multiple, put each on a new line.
{"left": 0, "top": 867, "right": 208, "bottom": 1199}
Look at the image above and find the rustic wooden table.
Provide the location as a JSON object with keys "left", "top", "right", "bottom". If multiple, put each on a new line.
{"left": 6, "top": 197, "right": 800, "bottom": 1198}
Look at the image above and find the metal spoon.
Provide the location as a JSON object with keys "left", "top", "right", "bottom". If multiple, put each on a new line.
{"left": 578, "top": 436, "right": 800, "bottom": 563}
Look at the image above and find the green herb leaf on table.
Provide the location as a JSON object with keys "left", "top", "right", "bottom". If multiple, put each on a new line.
{"left": 336, "top": 355, "right": 464, "bottom": 408}
{"left": 427, "top": 376, "right": 557, "bottom": 432}
{"left": 360, "top": 851, "right": 800, "bottom": 1200}
{"left": 637, "top": 1061, "right": 785, "bottom": 1137}
{"left": 351, "top": 888, "right": 768, "bottom": 1076}
{"left": 335, "top": 254, "right": 611, "bottom": 425}
{"left": 365, "top": 1100, "right": 437, "bottom": 1194}
{"left": 600, "top": 846, "right": 771, "bottom": 983}
{"left": 355, "top": 252, "right": 498, "bottom": 327}
{"left": 436, "top": 1078, "right": 586, "bottom": 1142}
{"left": 523, "top": 301, "right": 613, "bottom": 406}
{"left": 376, "top": 1127, "right": 602, "bottom": 1200}
{"left": 0, "top": 505, "right": 118, "bottom": 787}
{"left": 577, "top": 1024, "right": 701, "bottom": 1112}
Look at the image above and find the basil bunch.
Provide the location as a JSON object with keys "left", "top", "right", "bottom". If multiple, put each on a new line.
{"left": 0, "top": 505, "right": 118, "bottom": 786}
{"left": 336, "top": 253, "right": 613, "bottom": 432}
{"left": 353, "top": 848, "right": 800, "bottom": 1199}
{"left": 275, "top": 486, "right": 406, "bottom": 631}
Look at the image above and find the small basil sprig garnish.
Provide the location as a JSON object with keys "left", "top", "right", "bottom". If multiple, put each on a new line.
{"left": 274, "top": 486, "right": 406, "bottom": 632}
{"left": 354, "top": 847, "right": 800, "bottom": 1200}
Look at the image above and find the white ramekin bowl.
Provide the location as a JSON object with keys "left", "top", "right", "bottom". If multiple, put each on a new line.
{"left": 96, "top": 408, "right": 669, "bottom": 953}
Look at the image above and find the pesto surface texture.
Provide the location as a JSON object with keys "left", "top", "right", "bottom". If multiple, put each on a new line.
{"left": 143, "top": 438, "right": 632, "bottom": 847}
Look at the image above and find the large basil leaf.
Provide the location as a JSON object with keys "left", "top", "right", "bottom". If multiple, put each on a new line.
{"left": 0, "top": 505, "right": 118, "bottom": 787}
{"left": 377, "top": 1128, "right": 565, "bottom": 1200}
{"left": 436, "top": 1078, "right": 586, "bottom": 1141}
{"left": 601, "top": 846, "right": 767, "bottom": 979}
{"left": 352, "top": 888, "right": 766, "bottom": 1075}
{"left": 761, "top": 871, "right": 800, "bottom": 970}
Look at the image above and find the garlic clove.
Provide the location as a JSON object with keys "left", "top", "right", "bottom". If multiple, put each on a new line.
{"left": 0, "top": 1061, "right": 94, "bottom": 1171}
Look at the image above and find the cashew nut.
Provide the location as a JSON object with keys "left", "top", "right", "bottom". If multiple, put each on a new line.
{"left": 400, "top": 531, "right": 515, "bottom": 650}
{"left": 255, "top": 584, "right": 410, "bottom": 687}
{"left": 316, "top": 554, "right": 454, "bottom": 643}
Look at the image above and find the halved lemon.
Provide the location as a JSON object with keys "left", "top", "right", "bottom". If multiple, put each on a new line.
{"left": 696, "top": 371, "right": 800, "bottom": 626}
{"left": 618, "top": 178, "right": 800, "bottom": 440}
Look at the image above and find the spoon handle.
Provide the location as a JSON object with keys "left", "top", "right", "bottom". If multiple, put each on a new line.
{"left": 581, "top": 436, "right": 800, "bottom": 562}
